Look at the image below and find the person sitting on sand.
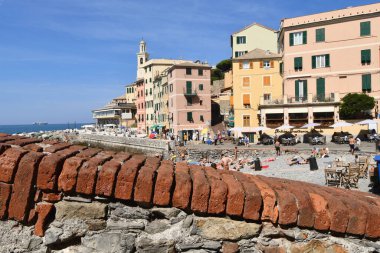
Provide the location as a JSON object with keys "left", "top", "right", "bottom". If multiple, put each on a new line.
{"left": 287, "top": 156, "right": 308, "bottom": 166}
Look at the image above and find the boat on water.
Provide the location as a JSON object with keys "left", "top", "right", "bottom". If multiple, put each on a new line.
{"left": 33, "top": 122, "right": 48, "bottom": 125}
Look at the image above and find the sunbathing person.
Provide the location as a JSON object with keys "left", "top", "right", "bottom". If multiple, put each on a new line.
{"left": 287, "top": 156, "right": 308, "bottom": 166}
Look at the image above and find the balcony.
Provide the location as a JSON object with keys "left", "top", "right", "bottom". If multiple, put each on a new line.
{"left": 183, "top": 88, "right": 198, "bottom": 96}
{"left": 259, "top": 93, "right": 340, "bottom": 107}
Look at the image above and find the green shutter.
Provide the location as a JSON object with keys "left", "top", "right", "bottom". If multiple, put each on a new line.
{"left": 280, "top": 62, "right": 283, "bottom": 74}
{"left": 303, "top": 80, "right": 308, "bottom": 100}
{"left": 199, "top": 84, "right": 203, "bottom": 90}
{"left": 289, "top": 33, "right": 294, "bottom": 46}
{"left": 312, "top": 56, "right": 316, "bottom": 69}
{"left": 316, "top": 28, "right": 325, "bottom": 42}
{"left": 361, "top": 21, "right": 371, "bottom": 36}
{"left": 235, "top": 52, "right": 238, "bottom": 58}
{"left": 362, "top": 74, "right": 372, "bottom": 91}
{"left": 361, "top": 49, "right": 371, "bottom": 64}
{"left": 316, "top": 78, "right": 325, "bottom": 100}
{"left": 186, "top": 81, "right": 192, "bottom": 94}
{"left": 295, "top": 80, "right": 299, "bottom": 99}
{"left": 302, "top": 31, "right": 307, "bottom": 44}
{"left": 325, "top": 54, "right": 330, "bottom": 67}
{"left": 294, "top": 57, "right": 302, "bottom": 70}
{"left": 200, "top": 115, "right": 204, "bottom": 121}
{"left": 187, "top": 112, "right": 193, "bottom": 121}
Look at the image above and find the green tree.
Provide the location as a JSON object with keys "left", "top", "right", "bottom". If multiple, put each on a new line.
{"left": 216, "top": 59, "right": 232, "bottom": 72}
{"left": 211, "top": 68, "right": 224, "bottom": 81}
{"left": 339, "top": 93, "right": 375, "bottom": 119}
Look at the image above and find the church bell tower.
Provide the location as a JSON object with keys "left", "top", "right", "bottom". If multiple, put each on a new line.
{"left": 137, "top": 39, "right": 149, "bottom": 79}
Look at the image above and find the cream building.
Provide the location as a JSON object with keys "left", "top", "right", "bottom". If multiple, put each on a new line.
{"left": 152, "top": 70, "right": 170, "bottom": 132}
{"left": 232, "top": 49, "right": 283, "bottom": 140}
{"left": 125, "top": 82, "right": 137, "bottom": 104}
{"left": 231, "top": 23, "right": 278, "bottom": 58}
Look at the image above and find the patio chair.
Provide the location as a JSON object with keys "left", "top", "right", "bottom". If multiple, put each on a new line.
{"left": 358, "top": 157, "right": 369, "bottom": 179}
{"left": 324, "top": 168, "right": 342, "bottom": 187}
{"left": 342, "top": 165, "right": 360, "bottom": 189}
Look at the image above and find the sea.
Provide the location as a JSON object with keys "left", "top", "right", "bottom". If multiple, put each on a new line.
{"left": 0, "top": 123, "right": 92, "bottom": 134}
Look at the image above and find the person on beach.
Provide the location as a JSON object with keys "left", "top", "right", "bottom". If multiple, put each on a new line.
{"left": 183, "top": 133, "right": 188, "bottom": 146}
{"left": 275, "top": 140, "right": 281, "bottom": 156}
{"left": 221, "top": 156, "right": 233, "bottom": 170}
{"left": 349, "top": 136, "right": 356, "bottom": 155}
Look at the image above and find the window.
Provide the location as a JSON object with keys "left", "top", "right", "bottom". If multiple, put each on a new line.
{"left": 198, "top": 69, "right": 203, "bottom": 76}
{"left": 360, "top": 21, "right": 371, "bottom": 37}
{"left": 243, "top": 77, "right": 250, "bottom": 87}
{"left": 316, "top": 78, "right": 325, "bottom": 100}
{"left": 236, "top": 36, "right": 246, "bottom": 44}
{"left": 294, "top": 57, "right": 303, "bottom": 71}
{"left": 362, "top": 74, "right": 372, "bottom": 93}
{"left": 242, "top": 61, "right": 250, "bottom": 69}
{"left": 234, "top": 51, "right": 248, "bottom": 58}
{"left": 295, "top": 80, "right": 308, "bottom": 101}
{"left": 170, "top": 84, "right": 173, "bottom": 92}
{"left": 186, "top": 81, "right": 192, "bottom": 94}
{"left": 243, "top": 94, "right": 250, "bottom": 108}
{"left": 187, "top": 112, "right": 193, "bottom": 122}
{"left": 243, "top": 115, "right": 250, "bottom": 127}
{"left": 316, "top": 28, "right": 325, "bottom": 42}
{"left": 263, "top": 76, "right": 271, "bottom": 86}
{"left": 150, "top": 88, "right": 152, "bottom": 95}
{"left": 200, "top": 100, "right": 203, "bottom": 105}
{"left": 312, "top": 54, "right": 330, "bottom": 69}
{"left": 361, "top": 49, "right": 371, "bottom": 64}
{"left": 199, "top": 84, "right": 203, "bottom": 90}
{"left": 186, "top": 68, "right": 192, "bottom": 75}
{"left": 280, "top": 62, "right": 284, "bottom": 74}
{"left": 290, "top": 31, "right": 307, "bottom": 46}
{"left": 149, "top": 78, "right": 152, "bottom": 83}
{"left": 149, "top": 66, "right": 151, "bottom": 72}
{"left": 261, "top": 60, "right": 273, "bottom": 69}
{"left": 264, "top": 93, "right": 271, "bottom": 101}
{"left": 200, "top": 115, "right": 204, "bottom": 121}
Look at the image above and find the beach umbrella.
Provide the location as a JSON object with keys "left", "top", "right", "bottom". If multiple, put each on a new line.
{"left": 355, "top": 119, "right": 377, "bottom": 125}
{"left": 301, "top": 123, "right": 321, "bottom": 129}
{"left": 252, "top": 126, "right": 271, "bottom": 132}
{"left": 329, "top": 121, "right": 353, "bottom": 128}
{"left": 330, "top": 121, "right": 353, "bottom": 132}
{"left": 229, "top": 127, "right": 242, "bottom": 132}
{"left": 275, "top": 124, "right": 294, "bottom": 130}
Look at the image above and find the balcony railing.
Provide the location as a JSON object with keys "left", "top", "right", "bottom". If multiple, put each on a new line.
{"left": 260, "top": 93, "right": 339, "bottom": 106}
{"left": 262, "top": 98, "right": 284, "bottom": 105}
{"left": 183, "top": 88, "right": 198, "bottom": 96}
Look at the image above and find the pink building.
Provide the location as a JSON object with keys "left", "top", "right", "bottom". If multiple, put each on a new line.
{"left": 261, "top": 3, "right": 380, "bottom": 127}
{"left": 281, "top": 3, "right": 380, "bottom": 102}
{"left": 167, "top": 62, "right": 211, "bottom": 139}
{"left": 135, "top": 79, "right": 146, "bottom": 132}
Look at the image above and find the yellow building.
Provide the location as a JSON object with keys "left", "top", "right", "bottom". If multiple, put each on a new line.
{"left": 232, "top": 48, "right": 282, "bottom": 140}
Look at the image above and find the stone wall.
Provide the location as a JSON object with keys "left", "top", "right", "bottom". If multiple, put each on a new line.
{"left": 0, "top": 133, "right": 379, "bottom": 252}
{"left": 70, "top": 133, "right": 173, "bottom": 158}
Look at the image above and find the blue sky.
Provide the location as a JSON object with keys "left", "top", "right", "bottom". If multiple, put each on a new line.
{"left": 0, "top": 0, "right": 378, "bottom": 124}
